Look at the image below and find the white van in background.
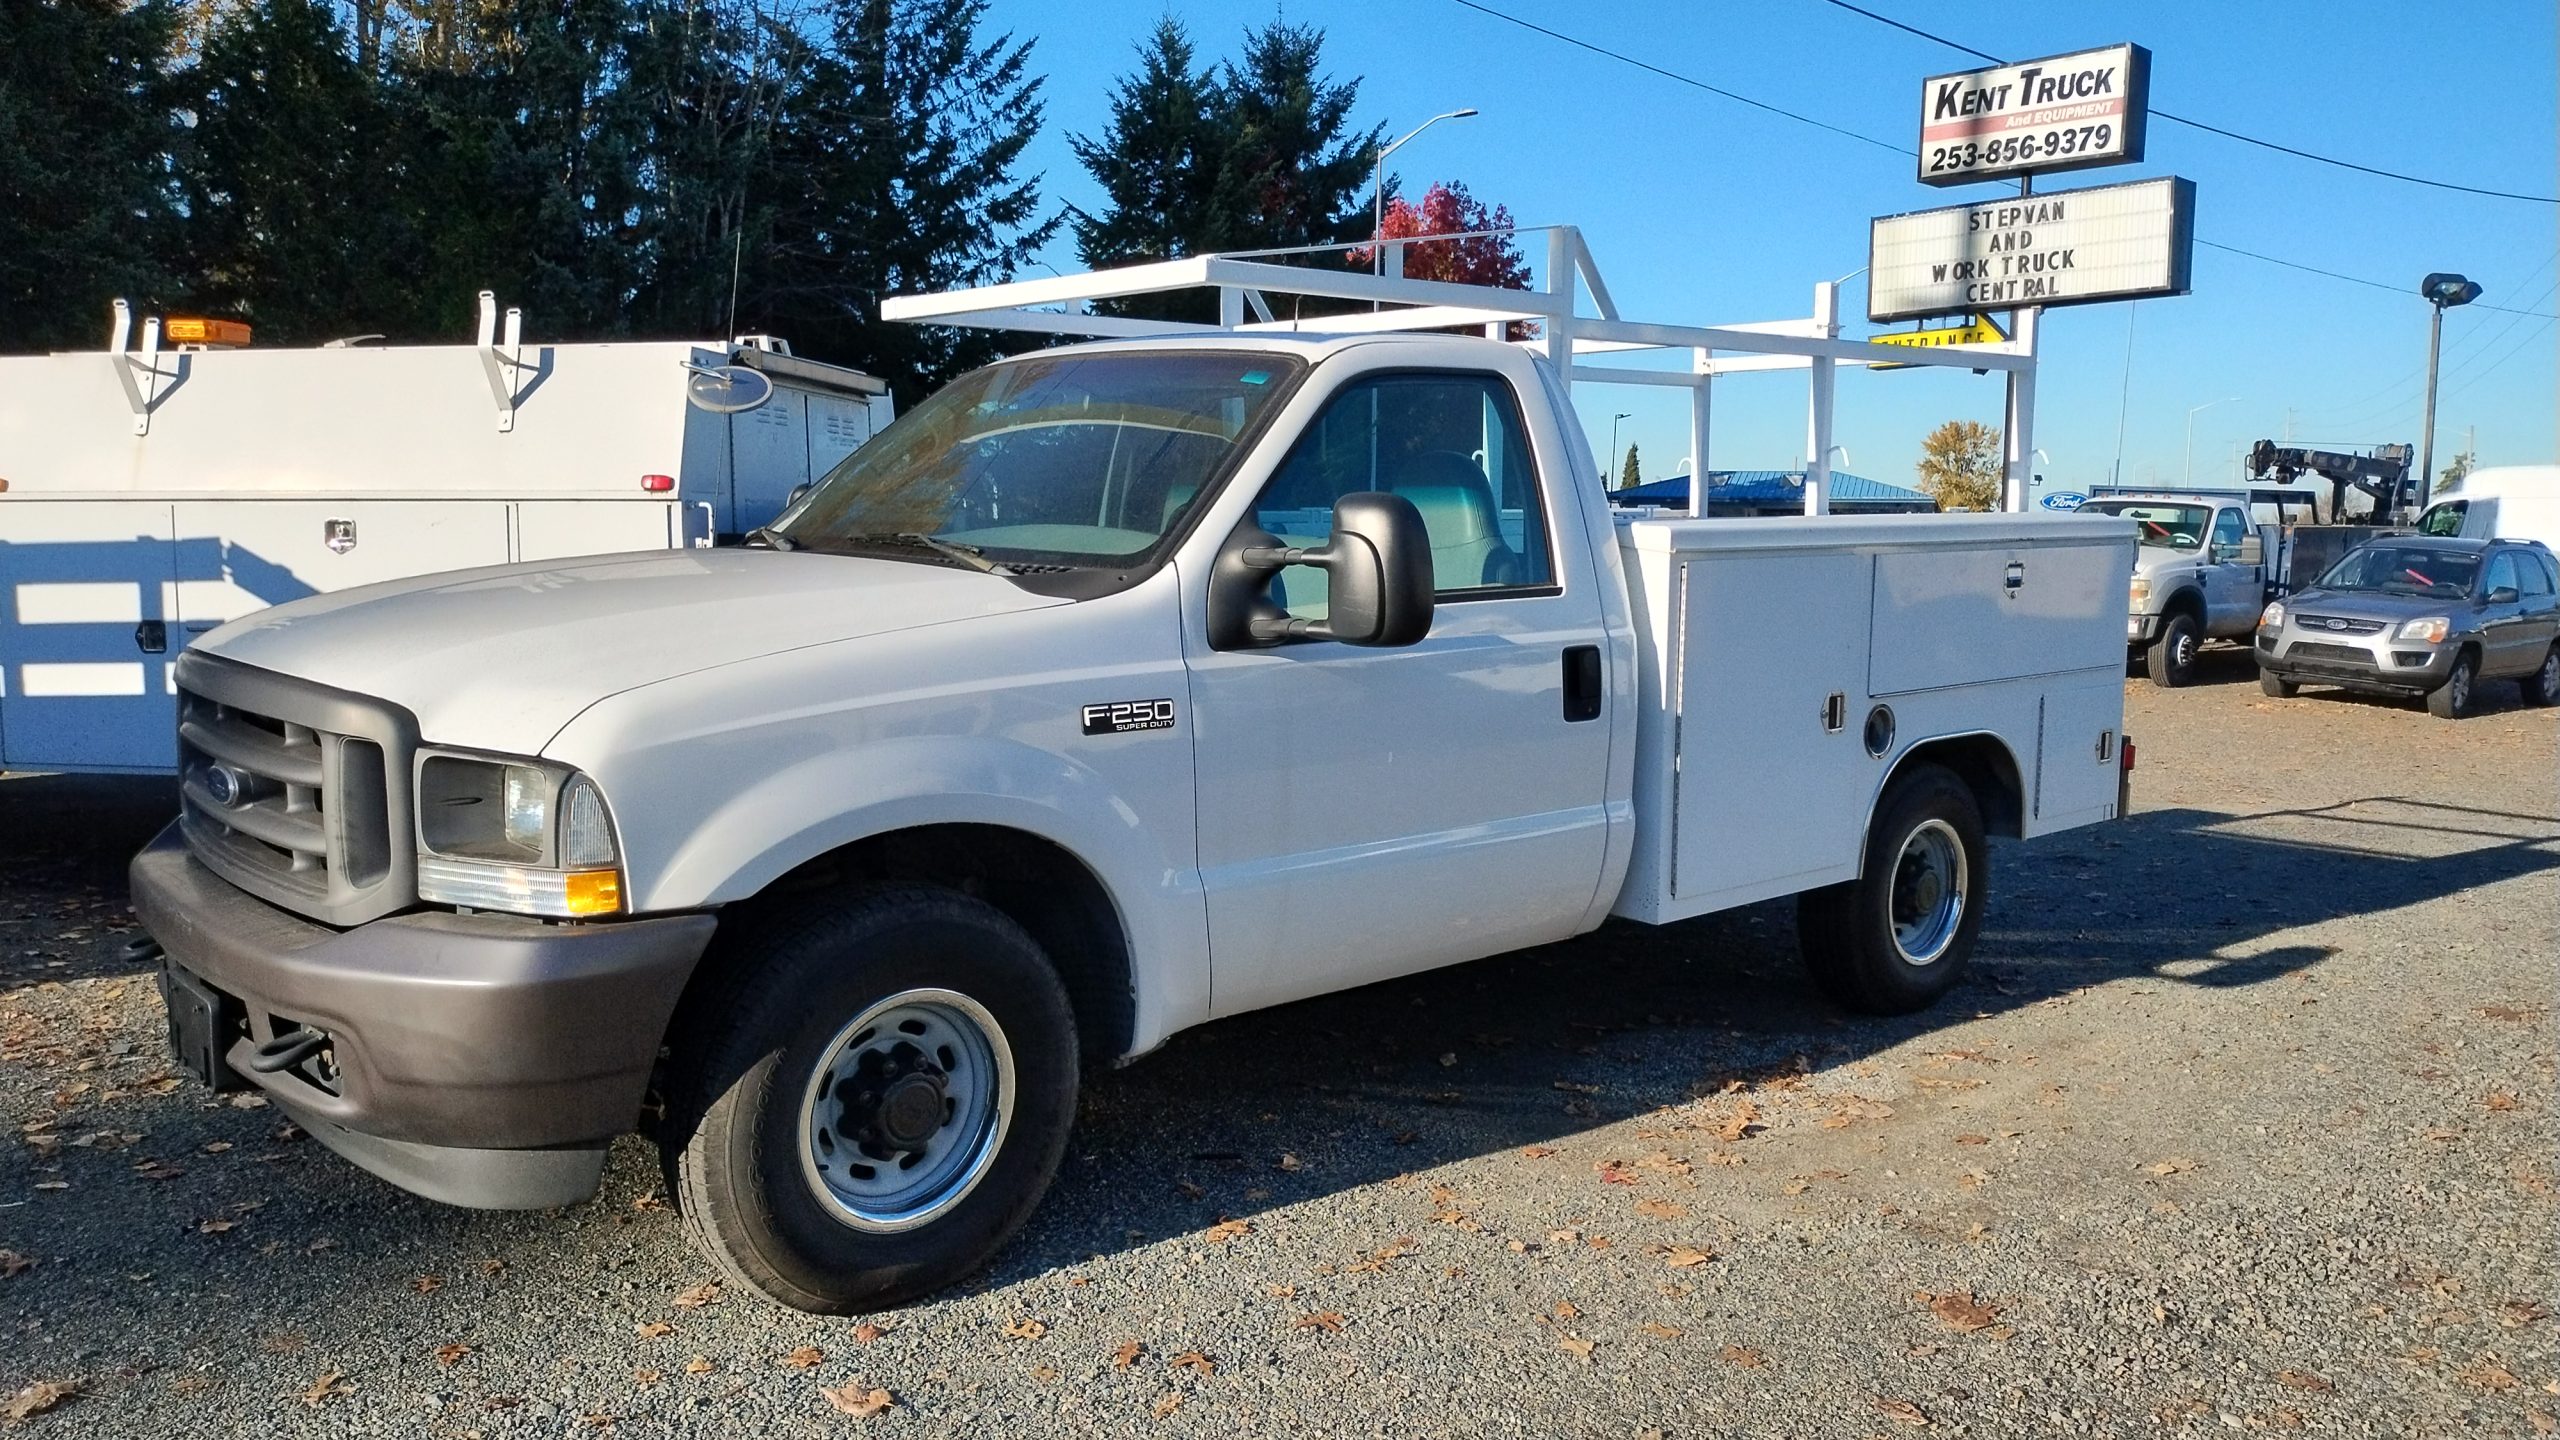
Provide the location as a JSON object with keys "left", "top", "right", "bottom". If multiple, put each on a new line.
{"left": 2418, "top": 465, "right": 2560, "bottom": 548}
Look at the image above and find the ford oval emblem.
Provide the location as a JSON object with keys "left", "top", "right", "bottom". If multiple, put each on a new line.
{"left": 2038, "top": 491, "right": 2087, "bottom": 512}
{"left": 203, "top": 763, "right": 246, "bottom": 808}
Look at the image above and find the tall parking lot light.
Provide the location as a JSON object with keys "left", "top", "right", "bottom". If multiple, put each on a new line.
{"left": 2418, "top": 272, "right": 2483, "bottom": 511}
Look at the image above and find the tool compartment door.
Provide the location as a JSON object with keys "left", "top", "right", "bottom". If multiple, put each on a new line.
{"left": 1868, "top": 542, "right": 2123, "bottom": 695}
{"left": 1670, "top": 550, "right": 1874, "bottom": 909}
{"left": 172, "top": 501, "right": 513, "bottom": 636}
{"left": 0, "top": 500, "right": 180, "bottom": 770}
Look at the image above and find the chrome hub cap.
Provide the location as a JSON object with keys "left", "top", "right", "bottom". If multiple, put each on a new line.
{"left": 1889, "top": 819, "right": 1968, "bottom": 967}
{"left": 2173, "top": 632, "right": 2196, "bottom": 667}
{"left": 797, "top": 990, "right": 1013, "bottom": 1232}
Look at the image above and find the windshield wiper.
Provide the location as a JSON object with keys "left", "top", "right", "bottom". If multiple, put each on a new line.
{"left": 743, "top": 525, "right": 797, "bottom": 552}
{"left": 843, "top": 532, "right": 1011, "bottom": 575}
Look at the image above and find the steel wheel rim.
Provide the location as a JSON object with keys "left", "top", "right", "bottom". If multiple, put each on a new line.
{"left": 2450, "top": 663, "right": 2471, "bottom": 710}
{"left": 2540, "top": 651, "right": 2557, "bottom": 697}
{"left": 2173, "top": 630, "right": 2196, "bottom": 668}
{"left": 796, "top": 989, "right": 1014, "bottom": 1233}
{"left": 1889, "top": 819, "right": 1967, "bottom": 967}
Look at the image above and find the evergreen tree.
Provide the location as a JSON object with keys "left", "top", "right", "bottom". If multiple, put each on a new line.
{"left": 1068, "top": 18, "right": 1215, "bottom": 271}
{"left": 1209, "top": 21, "right": 1378, "bottom": 252}
{"left": 0, "top": 0, "right": 188, "bottom": 348}
{"left": 1620, "top": 442, "right": 1641, "bottom": 490}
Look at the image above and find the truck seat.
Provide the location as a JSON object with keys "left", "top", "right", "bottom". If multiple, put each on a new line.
{"left": 1388, "top": 451, "right": 1523, "bottom": 588}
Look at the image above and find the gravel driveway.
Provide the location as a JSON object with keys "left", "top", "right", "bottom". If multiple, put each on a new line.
{"left": 4, "top": 649, "right": 2554, "bottom": 1437}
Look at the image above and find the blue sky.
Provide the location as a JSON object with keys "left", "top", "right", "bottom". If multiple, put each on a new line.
{"left": 983, "top": 0, "right": 2557, "bottom": 498}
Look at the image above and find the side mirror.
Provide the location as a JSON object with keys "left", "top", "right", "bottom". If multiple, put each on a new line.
{"left": 2237, "top": 533, "right": 2264, "bottom": 566}
{"left": 1207, "top": 492, "right": 1435, "bottom": 649}
{"left": 2486, "top": 586, "right": 2520, "bottom": 606}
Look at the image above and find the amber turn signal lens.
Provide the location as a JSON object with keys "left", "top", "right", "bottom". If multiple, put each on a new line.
{"left": 563, "top": 869, "right": 623, "bottom": 916}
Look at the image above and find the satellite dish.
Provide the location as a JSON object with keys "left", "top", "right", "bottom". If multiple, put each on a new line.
{"left": 685, "top": 364, "right": 774, "bottom": 414}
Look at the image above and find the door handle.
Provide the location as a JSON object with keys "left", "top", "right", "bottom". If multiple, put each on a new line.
{"left": 1562, "top": 644, "right": 1602, "bottom": 722}
{"left": 134, "top": 620, "right": 168, "bottom": 653}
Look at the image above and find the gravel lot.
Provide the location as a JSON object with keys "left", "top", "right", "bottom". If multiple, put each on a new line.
{"left": 3, "top": 647, "right": 2554, "bottom": 1438}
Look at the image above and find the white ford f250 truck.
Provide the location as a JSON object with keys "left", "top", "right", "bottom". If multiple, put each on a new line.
{"left": 131, "top": 331, "right": 2136, "bottom": 1313}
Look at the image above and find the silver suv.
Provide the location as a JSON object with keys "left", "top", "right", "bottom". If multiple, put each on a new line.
{"left": 2256, "top": 536, "right": 2560, "bottom": 718}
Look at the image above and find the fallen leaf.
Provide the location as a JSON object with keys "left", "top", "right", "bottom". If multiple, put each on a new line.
{"left": 0, "top": 1250, "right": 32, "bottom": 1279}
{"left": 1954, "top": 1134, "right": 1989, "bottom": 1146}
{"left": 1292, "top": 1311, "right": 1346, "bottom": 1333}
{"left": 2275, "top": 1369, "right": 2331, "bottom": 1392}
{"left": 852, "top": 1322, "right": 888, "bottom": 1344}
{"left": 1557, "top": 1336, "right": 1596, "bottom": 1361}
{"left": 1715, "top": 1100, "right": 1764, "bottom": 1142}
{"left": 671, "top": 1282, "right": 720, "bottom": 1309}
{"left": 1002, "top": 1318, "right": 1047, "bottom": 1340}
{"left": 1169, "top": 1351, "right": 1214, "bottom": 1374}
{"left": 631, "top": 1192, "right": 668, "bottom": 1212}
{"left": 684, "top": 1356, "right": 715, "bottom": 1375}
{"left": 1029, "top": 1365, "right": 1061, "bottom": 1383}
{"left": 635, "top": 1321, "right": 676, "bottom": 1340}
{"left": 1520, "top": 1145, "right": 1556, "bottom": 1159}
{"left": 1922, "top": 1291, "right": 2000, "bottom": 1333}
{"left": 1662, "top": 1245, "right": 1713, "bottom": 1268}
{"left": 480, "top": 1258, "right": 507, "bottom": 1276}
{"left": 2144, "top": 1157, "right": 2196, "bottom": 1177}
{"left": 201, "top": 1141, "right": 232, "bottom": 1154}
{"left": 2487, "top": 1091, "right": 2520, "bottom": 1112}
{"left": 1152, "top": 1392, "right": 1184, "bottom": 1418}
{"left": 1595, "top": 1160, "right": 1639, "bottom": 1186}
{"left": 1113, "top": 1341, "right": 1144, "bottom": 1371}
{"left": 4, "top": 1381, "right": 76, "bottom": 1420}
{"left": 779, "top": 1345, "right": 823, "bottom": 1369}
{"left": 299, "top": 1369, "right": 352, "bottom": 1407}
{"left": 1633, "top": 1197, "right": 1687, "bottom": 1220}
{"left": 1873, "top": 1395, "right": 1932, "bottom": 1428}
{"left": 2459, "top": 1356, "right": 2521, "bottom": 1391}
{"left": 433, "top": 1343, "right": 472, "bottom": 1367}
{"left": 1638, "top": 1322, "right": 1684, "bottom": 1340}
{"left": 1551, "top": 1300, "right": 1580, "bottom": 1319}
{"left": 1264, "top": 1284, "right": 1297, "bottom": 1299}
{"left": 411, "top": 1274, "right": 441, "bottom": 1294}
{"left": 1721, "top": 1344, "right": 1767, "bottom": 1368}
{"left": 1276, "top": 1152, "right": 1302, "bottom": 1172}
{"left": 632, "top": 1368, "right": 662, "bottom": 1386}
{"left": 819, "top": 1384, "right": 894, "bottom": 1417}
{"left": 196, "top": 1218, "right": 234, "bottom": 1235}
{"left": 1203, "top": 1218, "right": 1251, "bottom": 1244}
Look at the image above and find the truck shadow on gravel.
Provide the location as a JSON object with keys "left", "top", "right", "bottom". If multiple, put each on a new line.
{"left": 3, "top": 779, "right": 2553, "bottom": 1337}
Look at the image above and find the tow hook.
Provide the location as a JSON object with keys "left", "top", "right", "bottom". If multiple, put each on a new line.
{"left": 247, "top": 1026, "right": 330, "bottom": 1075}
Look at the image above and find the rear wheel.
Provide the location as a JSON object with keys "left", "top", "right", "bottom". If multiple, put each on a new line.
{"left": 1797, "top": 765, "right": 1988, "bottom": 1015}
{"left": 2258, "top": 669, "right": 2298, "bottom": 698}
{"left": 665, "top": 886, "right": 1079, "bottom": 1313}
{"left": 2426, "top": 649, "right": 2479, "bottom": 720}
{"left": 2145, "top": 611, "right": 2200, "bottom": 687}
{"left": 2528, "top": 644, "right": 2560, "bottom": 707}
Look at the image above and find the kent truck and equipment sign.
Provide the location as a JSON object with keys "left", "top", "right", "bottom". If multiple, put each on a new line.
{"left": 1918, "top": 43, "right": 2151, "bottom": 187}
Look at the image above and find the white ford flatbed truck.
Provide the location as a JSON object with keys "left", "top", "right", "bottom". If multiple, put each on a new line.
{"left": 130, "top": 330, "right": 2136, "bottom": 1313}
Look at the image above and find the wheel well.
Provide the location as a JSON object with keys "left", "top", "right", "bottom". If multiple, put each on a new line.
{"left": 1889, "top": 734, "right": 2024, "bottom": 839}
{"left": 2161, "top": 588, "right": 2205, "bottom": 622}
{"left": 744, "top": 825, "right": 1135, "bottom": 1063}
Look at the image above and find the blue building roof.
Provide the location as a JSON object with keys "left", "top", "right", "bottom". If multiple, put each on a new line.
{"left": 1612, "top": 470, "right": 1936, "bottom": 509}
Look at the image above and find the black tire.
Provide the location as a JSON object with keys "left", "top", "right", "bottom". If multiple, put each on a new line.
{"left": 2528, "top": 644, "right": 2560, "bottom": 708}
{"left": 1796, "top": 764, "right": 1988, "bottom": 1015}
{"left": 2145, "top": 610, "right": 2200, "bottom": 687}
{"left": 664, "top": 885, "right": 1079, "bottom": 1314}
{"left": 2259, "top": 669, "right": 2298, "bottom": 699}
{"left": 2426, "top": 649, "right": 2479, "bottom": 720}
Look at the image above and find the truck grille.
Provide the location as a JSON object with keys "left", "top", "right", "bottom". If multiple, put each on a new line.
{"left": 2283, "top": 641, "right": 2376, "bottom": 669}
{"left": 173, "top": 652, "right": 420, "bottom": 928}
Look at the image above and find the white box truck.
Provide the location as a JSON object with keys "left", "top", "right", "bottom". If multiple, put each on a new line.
{"left": 129, "top": 320, "right": 2137, "bottom": 1313}
{"left": 0, "top": 295, "right": 888, "bottom": 773}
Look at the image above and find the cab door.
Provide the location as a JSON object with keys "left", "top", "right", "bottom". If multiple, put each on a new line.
{"left": 2476, "top": 550, "right": 2536, "bottom": 675}
{"left": 1182, "top": 362, "right": 1613, "bottom": 1018}
{"left": 2203, "top": 507, "right": 2261, "bottom": 631}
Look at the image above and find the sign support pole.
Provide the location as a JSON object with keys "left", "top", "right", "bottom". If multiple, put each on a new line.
{"left": 1805, "top": 280, "right": 1838, "bottom": 516}
{"left": 2000, "top": 176, "right": 2039, "bottom": 513}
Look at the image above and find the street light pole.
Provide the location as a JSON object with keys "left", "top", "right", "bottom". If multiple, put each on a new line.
{"left": 1372, "top": 109, "right": 1478, "bottom": 276}
{"left": 2184, "top": 396, "right": 2239, "bottom": 487}
{"left": 2417, "top": 271, "right": 2483, "bottom": 512}
{"left": 1607, "top": 411, "right": 1631, "bottom": 486}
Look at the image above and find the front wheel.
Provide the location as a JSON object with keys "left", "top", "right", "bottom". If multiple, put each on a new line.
{"left": 2145, "top": 611, "right": 2200, "bottom": 687}
{"left": 1796, "top": 764, "right": 1988, "bottom": 1015}
{"left": 2426, "top": 649, "right": 2479, "bottom": 720}
{"left": 2259, "top": 669, "right": 2298, "bottom": 698}
{"left": 665, "top": 886, "right": 1079, "bottom": 1313}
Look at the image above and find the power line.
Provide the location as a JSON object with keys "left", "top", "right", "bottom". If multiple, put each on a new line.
{"left": 1814, "top": 0, "right": 2559, "bottom": 206}
{"left": 1444, "top": 0, "right": 1905, "bottom": 155}
{"left": 1447, "top": 0, "right": 2560, "bottom": 320}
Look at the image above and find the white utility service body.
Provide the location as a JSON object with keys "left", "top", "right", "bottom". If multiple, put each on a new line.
{"left": 128, "top": 250, "right": 2136, "bottom": 1315}
{"left": 0, "top": 299, "right": 888, "bottom": 773}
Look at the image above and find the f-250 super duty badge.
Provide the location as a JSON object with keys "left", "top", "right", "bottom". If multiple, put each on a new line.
{"left": 1081, "top": 699, "right": 1176, "bottom": 736}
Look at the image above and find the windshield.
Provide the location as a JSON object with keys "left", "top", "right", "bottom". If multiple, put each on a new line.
{"left": 2317, "top": 544, "right": 2479, "bottom": 597}
{"left": 2079, "top": 501, "right": 2208, "bottom": 551}
{"left": 775, "top": 350, "right": 1303, "bottom": 571}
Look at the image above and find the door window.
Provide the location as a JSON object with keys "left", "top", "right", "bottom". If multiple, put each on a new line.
{"left": 2521, "top": 552, "right": 2556, "bottom": 598}
{"left": 1251, "top": 373, "right": 1554, "bottom": 619}
{"left": 2210, "top": 508, "right": 2247, "bottom": 557}
{"left": 2484, "top": 551, "right": 2521, "bottom": 598}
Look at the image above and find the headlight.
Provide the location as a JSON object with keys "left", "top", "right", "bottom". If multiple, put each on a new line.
{"left": 415, "top": 754, "right": 622, "bottom": 917}
{"left": 2396, "top": 616, "right": 2450, "bottom": 644}
{"left": 2129, "top": 575, "right": 2151, "bottom": 606}
{"left": 2259, "top": 600, "right": 2285, "bottom": 629}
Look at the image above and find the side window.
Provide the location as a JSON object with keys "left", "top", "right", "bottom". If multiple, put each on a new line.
{"left": 2520, "top": 552, "right": 2557, "bottom": 597}
{"left": 2418, "top": 500, "right": 2467, "bottom": 537}
{"left": 2484, "top": 551, "right": 2520, "bottom": 597}
{"left": 1253, "top": 372, "right": 1556, "bottom": 619}
{"left": 2211, "top": 509, "right": 2247, "bottom": 554}
{"left": 2539, "top": 554, "right": 2560, "bottom": 597}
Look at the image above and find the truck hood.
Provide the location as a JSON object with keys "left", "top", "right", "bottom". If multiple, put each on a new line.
{"left": 194, "top": 549, "right": 1067, "bottom": 753}
{"left": 2284, "top": 587, "right": 2466, "bottom": 624}
{"left": 2129, "top": 545, "right": 2203, "bottom": 577}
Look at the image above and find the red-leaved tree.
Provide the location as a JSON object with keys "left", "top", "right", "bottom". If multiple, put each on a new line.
{"left": 1352, "top": 180, "right": 1535, "bottom": 336}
